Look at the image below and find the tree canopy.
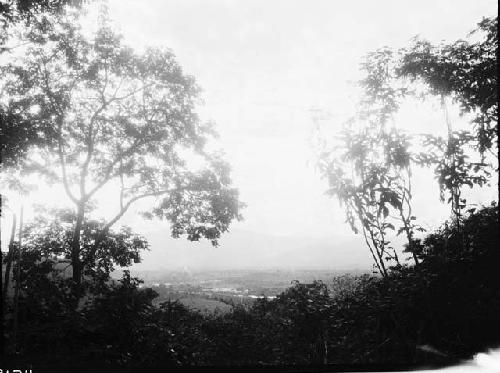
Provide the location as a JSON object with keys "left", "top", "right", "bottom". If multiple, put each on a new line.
{"left": 0, "top": 11, "right": 242, "bottom": 288}
{"left": 398, "top": 17, "right": 497, "bottom": 154}
{"left": 318, "top": 16, "right": 497, "bottom": 274}
{"left": 1, "top": 0, "right": 84, "bottom": 47}
{"left": 1, "top": 2, "right": 89, "bottom": 167}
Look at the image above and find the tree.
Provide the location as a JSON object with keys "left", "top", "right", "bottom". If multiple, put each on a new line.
{"left": 1, "top": 12, "right": 242, "bottom": 293}
{"left": 396, "top": 16, "right": 497, "bottom": 224}
{"left": 397, "top": 16, "right": 498, "bottom": 156}
{"left": 318, "top": 48, "right": 423, "bottom": 274}
{"left": 318, "top": 17, "right": 497, "bottom": 272}
{"left": 18, "top": 208, "right": 148, "bottom": 291}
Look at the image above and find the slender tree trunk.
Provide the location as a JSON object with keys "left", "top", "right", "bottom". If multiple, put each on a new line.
{"left": 376, "top": 218, "right": 396, "bottom": 268}
{"left": 441, "top": 95, "right": 462, "bottom": 225}
{"left": 404, "top": 225, "right": 420, "bottom": 267}
{"left": 3, "top": 212, "right": 16, "bottom": 356}
{"left": 378, "top": 250, "right": 388, "bottom": 277}
{"left": 323, "top": 330, "right": 328, "bottom": 364}
{"left": 71, "top": 202, "right": 85, "bottom": 294}
{"left": 12, "top": 206, "right": 23, "bottom": 354}
{"left": 412, "top": 252, "right": 420, "bottom": 266}
{"left": 361, "top": 225, "right": 386, "bottom": 277}
{"left": 399, "top": 209, "right": 419, "bottom": 266}
{"left": 2, "top": 212, "right": 17, "bottom": 298}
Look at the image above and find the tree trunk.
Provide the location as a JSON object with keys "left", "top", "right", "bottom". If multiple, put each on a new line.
{"left": 412, "top": 252, "right": 420, "bottom": 266}
{"left": 12, "top": 206, "right": 23, "bottom": 354}
{"left": 323, "top": 330, "right": 328, "bottom": 364}
{"left": 376, "top": 245, "right": 388, "bottom": 277}
{"left": 403, "top": 221, "right": 419, "bottom": 267}
{"left": 2, "top": 212, "right": 17, "bottom": 299}
{"left": 71, "top": 202, "right": 85, "bottom": 294}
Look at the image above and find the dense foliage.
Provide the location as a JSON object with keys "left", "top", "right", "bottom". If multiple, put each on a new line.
{"left": 1, "top": 0, "right": 86, "bottom": 166}
{"left": 318, "top": 16, "right": 497, "bottom": 274}
{"left": 3, "top": 203, "right": 499, "bottom": 368}
{"left": 1, "top": 9, "right": 242, "bottom": 292}
{"left": 398, "top": 17, "right": 497, "bottom": 154}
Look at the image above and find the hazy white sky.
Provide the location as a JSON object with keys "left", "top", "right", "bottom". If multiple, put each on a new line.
{"left": 2, "top": 0, "right": 498, "bottom": 271}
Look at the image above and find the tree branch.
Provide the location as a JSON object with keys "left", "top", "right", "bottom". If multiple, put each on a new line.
{"left": 85, "top": 132, "right": 154, "bottom": 201}
{"left": 40, "top": 57, "right": 78, "bottom": 205}
{"left": 349, "top": 199, "right": 385, "bottom": 277}
{"left": 104, "top": 189, "right": 175, "bottom": 231}
{"left": 81, "top": 188, "right": 178, "bottom": 267}
{"left": 112, "top": 82, "right": 156, "bottom": 102}
{"left": 119, "top": 154, "right": 125, "bottom": 211}
{"left": 57, "top": 129, "right": 78, "bottom": 205}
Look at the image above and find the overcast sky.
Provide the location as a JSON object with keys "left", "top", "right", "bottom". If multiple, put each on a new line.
{"left": 2, "top": 0, "right": 498, "bottom": 271}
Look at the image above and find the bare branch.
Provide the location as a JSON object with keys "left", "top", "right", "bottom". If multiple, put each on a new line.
{"left": 57, "top": 130, "right": 78, "bottom": 205}
{"left": 81, "top": 188, "right": 178, "bottom": 267}
{"left": 79, "top": 94, "right": 108, "bottom": 200}
{"left": 39, "top": 57, "right": 79, "bottom": 205}
{"left": 112, "top": 82, "right": 156, "bottom": 102}
{"left": 119, "top": 154, "right": 124, "bottom": 211}
{"left": 104, "top": 189, "right": 175, "bottom": 232}
{"left": 85, "top": 138, "right": 144, "bottom": 200}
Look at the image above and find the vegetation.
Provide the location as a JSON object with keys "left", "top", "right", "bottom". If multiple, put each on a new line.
{"left": 2, "top": 203, "right": 498, "bottom": 368}
{"left": 1, "top": 6, "right": 498, "bottom": 371}
{"left": 1, "top": 0, "right": 86, "bottom": 165}
{"left": 318, "top": 16, "right": 497, "bottom": 274}
{"left": 1, "top": 9, "right": 242, "bottom": 297}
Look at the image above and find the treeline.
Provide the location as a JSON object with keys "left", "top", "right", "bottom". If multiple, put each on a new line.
{"left": 3, "top": 203, "right": 499, "bottom": 369}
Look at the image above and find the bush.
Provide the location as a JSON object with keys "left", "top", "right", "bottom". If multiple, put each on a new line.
{"left": 4, "top": 203, "right": 498, "bottom": 367}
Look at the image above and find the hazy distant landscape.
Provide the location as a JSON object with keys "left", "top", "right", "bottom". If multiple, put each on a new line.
{"left": 123, "top": 268, "right": 369, "bottom": 287}
{"left": 115, "top": 268, "right": 369, "bottom": 313}
{"left": 129, "top": 228, "right": 379, "bottom": 271}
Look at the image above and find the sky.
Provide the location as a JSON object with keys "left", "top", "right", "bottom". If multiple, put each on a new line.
{"left": 2, "top": 0, "right": 498, "bottom": 271}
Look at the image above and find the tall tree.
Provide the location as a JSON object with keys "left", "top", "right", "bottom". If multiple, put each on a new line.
{"left": 318, "top": 17, "right": 497, "bottom": 271}
{"left": 1, "top": 12, "right": 242, "bottom": 292}
{"left": 318, "top": 48, "right": 422, "bottom": 273}
{"left": 396, "top": 16, "right": 497, "bottom": 225}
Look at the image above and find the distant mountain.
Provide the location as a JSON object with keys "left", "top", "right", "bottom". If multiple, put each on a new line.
{"left": 128, "top": 227, "right": 374, "bottom": 272}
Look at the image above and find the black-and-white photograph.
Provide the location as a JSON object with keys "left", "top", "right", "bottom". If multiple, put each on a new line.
{"left": 1, "top": 0, "right": 498, "bottom": 371}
